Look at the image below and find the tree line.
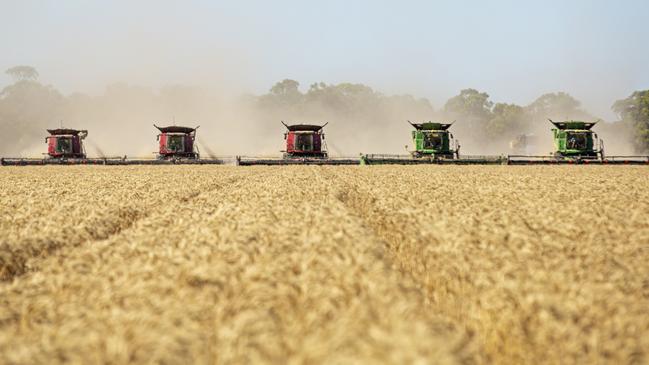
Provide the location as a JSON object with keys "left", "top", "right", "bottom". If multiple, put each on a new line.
{"left": 255, "top": 79, "right": 648, "bottom": 152}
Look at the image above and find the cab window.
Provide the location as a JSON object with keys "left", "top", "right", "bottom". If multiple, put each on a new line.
{"left": 167, "top": 135, "right": 185, "bottom": 152}
{"left": 295, "top": 133, "right": 314, "bottom": 151}
{"left": 56, "top": 137, "right": 73, "bottom": 153}
{"left": 566, "top": 132, "right": 588, "bottom": 150}
{"left": 423, "top": 132, "right": 443, "bottom": 150}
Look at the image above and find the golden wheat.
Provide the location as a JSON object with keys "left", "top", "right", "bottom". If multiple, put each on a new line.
{"left": 0, "top": 165, "right": 647, "bottom": 364}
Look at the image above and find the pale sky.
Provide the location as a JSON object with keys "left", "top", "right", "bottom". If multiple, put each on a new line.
{"left": 1, "top": 0, "right": 648, "bottom": 119}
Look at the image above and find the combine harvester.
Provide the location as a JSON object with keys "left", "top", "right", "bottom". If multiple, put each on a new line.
{"left": 236, "top": 122, "right": 358, "bottom": 165}
{"left": 361, "top": 121, "right": 504, "bottom": 165}
{"left": 507, "top": 120, "right": 649, "bottom": 165}
{"left": 1, "top": 128, "right": 101, "bottom": 165}
{"left": 1, "top": 124, "right": 227, "bottom": 165}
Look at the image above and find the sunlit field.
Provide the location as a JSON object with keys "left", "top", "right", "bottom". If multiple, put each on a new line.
{"left": 1, "top": 166, "right": 648, "bottom": 364}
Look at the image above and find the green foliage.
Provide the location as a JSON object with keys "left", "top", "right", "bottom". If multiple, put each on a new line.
{"left": 612, "top": 90, "right": 649, "bottom": 152}
{"left": 270, "top": 79, "right": 300, "bottom": 97}
{"left": 259, "top": 79, "right": 303, "bottom": 109}
{"left": 444, "top": 89, "right": 493, "bottom": 121}
{"left": 486, "top": 103, "right": 528, "bottom": 139}
{"left": 443, "top": 90, "right": 529, "bottom": 142}
{"left": 305, "top": 82, "right": 379, "bottom": 114}
{"left": 5, "top": 66, "right": 39, "bottom": 82}
{"left": 526, "top": 92, "right": 592, "bottom": 122}
{"left": 255, "top": 79, "right": 433, "bottom": 123}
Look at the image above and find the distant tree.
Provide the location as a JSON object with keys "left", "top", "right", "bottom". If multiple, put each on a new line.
{"left": 5, "top": 65, "right": 39, "bottom": 82}
{"left": 260, "top": 79, "right": 303, "bottom": 108}
{"left": 0, "top": 80, "right": 64, "bottom": 154}
{"left": 270, "top": 79, "right": 300, "bottom": 96}
{"left": 526, "top": 92, "right": 591, "bottom": 122}
{"left": 444, "top": 89, "right": 493, "bottom": 121}
{"left": 485, "top": 103, "right": 528, "bottom": 139}
{"left": 612, "top": 90, "right": 649, "bottom": 152}
{"left": 326, "top": 83, "right": 375, "bottom": 98}
{"left": 305, "top": 82, "right": 379, "bottom": 113}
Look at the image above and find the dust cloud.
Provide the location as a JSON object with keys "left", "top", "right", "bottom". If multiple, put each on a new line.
{"left": 0, "top": 75, "right": 640, "bottom": 159}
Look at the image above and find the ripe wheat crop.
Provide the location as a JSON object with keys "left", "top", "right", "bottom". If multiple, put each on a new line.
{"left": 1, "top": 165, "right": 648, "bottom": 364}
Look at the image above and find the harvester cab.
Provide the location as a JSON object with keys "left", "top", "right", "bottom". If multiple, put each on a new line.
{"left": 154, "top": 125, "right": 199, "bottom": 160}
{"left": 408, "top": 121, "right": 460, "bottom": 159}
{"left": 281, "top": 121, "right": 328, "bottom": 159}
{"left": 550, "top": 120, "right": 604, "bottom": 159}
{"left": 45, "top": 129, "right": 88, "bottom": 159}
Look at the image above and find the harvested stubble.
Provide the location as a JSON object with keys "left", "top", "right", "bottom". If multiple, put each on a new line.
{"left": 0, "top": 165, "right": 648, "bottom": 364}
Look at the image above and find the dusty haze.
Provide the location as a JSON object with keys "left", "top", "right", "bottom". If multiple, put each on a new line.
{"left": 0, "top": 78, "right": 640, "bottom": 158}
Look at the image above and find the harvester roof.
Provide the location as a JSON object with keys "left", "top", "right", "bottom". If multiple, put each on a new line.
{"left": 550, "top": 120, "right": 597, "bottom": 130}
{"left": 282, "top": 122, "right": 327, "bottom": 132}
{"left": 47, "top": 128, "right": 87, "bottom": 136}
{"left": 154, "top": 125, "right": 197, "bottom": 134}
{"left": 408, "top": 121, "right": 453, "bottom": 131}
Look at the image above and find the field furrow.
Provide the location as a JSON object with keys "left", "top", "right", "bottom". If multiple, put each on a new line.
{"left": 0, "top": 167, "right": 245, "bottom": 281}
{"left": 327, "top": 166, "right": 649, "bottom": 364}
{"left": 0, "top": 166, "right": 476, "bottom": 365}
{"left": 1, "top": 165, "right": 648, "bottom": 364}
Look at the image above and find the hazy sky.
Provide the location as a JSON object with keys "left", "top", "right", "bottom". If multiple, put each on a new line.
{"left": 1, "top": 0, "right": 648, "bottom": 119}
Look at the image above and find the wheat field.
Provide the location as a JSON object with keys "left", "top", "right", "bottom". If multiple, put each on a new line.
{"left": 0, "top": 165, "right": 648, "bottom": 364}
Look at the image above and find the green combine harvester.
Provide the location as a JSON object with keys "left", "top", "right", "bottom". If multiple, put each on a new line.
{"left": 362, "top": 119, "right": 648, "bottom": 165}
{"left": 361, "top": 121, "right": 503, "bottom": 165}
{"left": 508, "top": 119, "right": 648, "bottom": 164}
{"left": 551, "top": 120, "right": 603, "bottom": 158}
{"left": 508, "top": 119, "right": 603, "bottom": 163}
{"left": 408, "top": 121, "right": 459, "bottom": 159}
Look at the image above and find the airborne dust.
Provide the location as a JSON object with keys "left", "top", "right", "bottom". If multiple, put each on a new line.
{"left": 0, "top": 78, "right": 639, "bottom": 159}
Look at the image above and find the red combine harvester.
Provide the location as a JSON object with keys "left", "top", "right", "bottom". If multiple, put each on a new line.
{"left": 283, "top": 122, "right": 327, "bottom": 159}
{"left": 122, "top": 124, "right": 223, "bottom": 164}
{"left": 237, "top": 122, "right": 358, "bottom": 165}
{"left": 2, "top": 124, "right": 227, "bottom": 165}
{"left": 1, "top": 128, "right": 99, "bottom": 165}
{"left": 155, "top": 125, "right": 199, "bottom": 160}
{"left": 46, "top": 128, "right": 88, "bottom": 159}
